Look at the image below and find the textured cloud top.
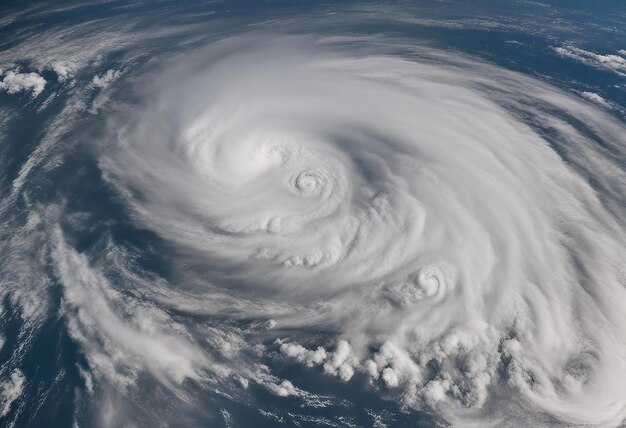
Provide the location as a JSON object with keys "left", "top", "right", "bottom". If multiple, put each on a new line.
{"left": 96, "top": 37, "right": 626, "bottom": 426}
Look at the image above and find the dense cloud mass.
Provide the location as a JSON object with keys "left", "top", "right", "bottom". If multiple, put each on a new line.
{"left": 0, "top": 1, "right": 625, "bottom": 427}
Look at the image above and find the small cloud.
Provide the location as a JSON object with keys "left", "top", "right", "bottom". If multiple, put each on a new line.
{"left": 280, "top": 341, "right": 327, "bottom": 367}
{"left": 236, "top": 376, "right": 249, "bottom": 389}
{"left": 90, "top": 69, "right": 121, "bottom": 89}
{"left": 0, "top": 370, "right": 25, "bottom": 417}
{"left": 0, "top": 69, "right": 46, "bottom": 97}
{"left": 220, "top": 409, "right": 232, "bottom": 428}
{"left": 322, "top": 340, "right": 357, "bottom": 381}
{"left": 553, "top": 45, "right": 626, "bottom": 77}
{"left": 381, "top": 367, "right": 399, "bottom": 388}
{"left": 423, "top": 378, "right": 451, "bottom": 407}
{"left": 279, "top": 339, "right": 357, "bottom": 381}
{"left": 50, "top": 60, "right": 77, "bottom": 81}
{"left": 266, "top": 379, "right": 298, "bottom": 397}
{"left": 580, "top": 91, "right": 612, "bottom": 109}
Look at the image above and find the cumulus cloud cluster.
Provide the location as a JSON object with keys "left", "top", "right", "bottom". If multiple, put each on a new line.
{"left": 0, "top": 69, "right": 46, "bottom": 96}
{"left": 0, "top": 370, "right": 25, "bottom": 418}
{"left": 90, "top": 69, "right": 121, "bottom": 89}
{"left": 280, "top": 340, "right": 358, "bottom": 381}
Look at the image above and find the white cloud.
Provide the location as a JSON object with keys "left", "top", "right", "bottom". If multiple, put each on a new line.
{"left": 0, "top": 69, "right": 46, "bottom": 96}
{"left": 280, "top": 340, "right": 358, "bottom": 382}
{"left": 220, "top": 408, "right": 232, "bottom": 427}
{"left": 322, "top": 341, "right": 358, "bottom": 381}
{"left": 580, "top": 91, "right": 612, "bottom": 109}
{"left": 554, "top": 45, "right": 626, "bottom": 76}
{"left": 279, "top": 341, "right": 327, "bottom": 367}
{"left": 50, "top": 60, "right": 78, "bottom": 81}
{"left": 1, "top": 30, "right": 623, "bottom": 427}
{"left": 90, "top": 69, "right": 121, "bottom": 89}
{"left": 422, "top": 378, "right": 450, "bottom": 407}
{"left": 50, "top": 228, "right": 216, "bottom": 387}
{"left": 265, "top": 379, "right": 298, "bottom": 397}
{"left": 0, "top": 19, "right": 137, "bottom": 86}
{"left": 257, "top": 372, "right": 335, "bottom": 408}
{"left": 0, "top": 370, "right": 25, "bottom": 417}
{"left": 96, "top": 38, "right": 626, "bottom": 426}
{"left": 381, "top": 367, "right": 399, "bottom": 388}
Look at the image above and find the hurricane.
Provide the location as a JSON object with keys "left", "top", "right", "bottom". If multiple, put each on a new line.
{"left": 0, "top": 1, "right": 625, "bottom": 427}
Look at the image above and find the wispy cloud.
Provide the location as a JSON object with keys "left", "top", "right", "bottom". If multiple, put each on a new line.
{"left": 554, "top": 45, "right": 626, "bottom": 76}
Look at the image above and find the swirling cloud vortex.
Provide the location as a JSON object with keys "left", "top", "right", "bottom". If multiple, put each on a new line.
{"left": 84, "top": 37, "right": 626, "bottom": 426}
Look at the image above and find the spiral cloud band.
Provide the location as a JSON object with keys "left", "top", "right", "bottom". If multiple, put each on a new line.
{"left": 0, "top": 2, "right": 625, "bottom": 427}
{"left": 96, "top": 37, "right": 626, "bottom": 425}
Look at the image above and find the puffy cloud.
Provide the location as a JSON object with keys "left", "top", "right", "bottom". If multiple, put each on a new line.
{"left": 266, "top": 380, "right": 298, "bottom": 397}
{"left": 322, "top": 340, "right": 358, "bottom": 381}
{"left": 280, "top": 340, "right": 357, "bottom": 381}
{"left": 50, "top": 60, "right": 77, "bottom": 81}
{"left": 580, "top": 91, "right": 612, "bottom": 109}
{"left": 0, "top": 69, "right": 46, "bottom": 96}
{"left": 422, "top": 378, "right": 450, "bottom": 407}
{"left": 279, "top": 341, "right": 327, "bottom": 367}
{"left": 381, "top": 367, "right": 399, "bottom": 388}
{"left": 0, "top": 370, "right": 25, "bottom": 417}
{"left": 90, "top": 69, "right": 121, "bottom": 89}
